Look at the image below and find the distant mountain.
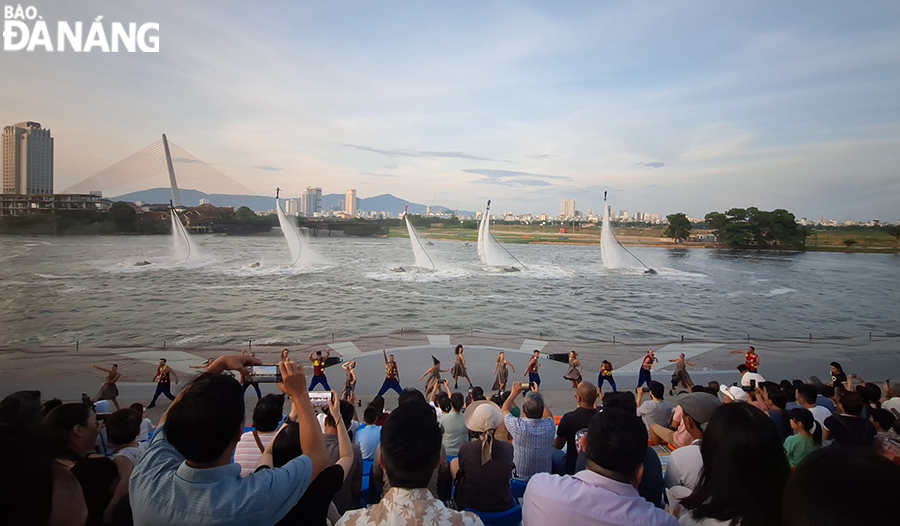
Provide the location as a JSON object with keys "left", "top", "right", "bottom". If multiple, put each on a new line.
{"left": 110, "top": 188, "right": 476, "bottom": 217}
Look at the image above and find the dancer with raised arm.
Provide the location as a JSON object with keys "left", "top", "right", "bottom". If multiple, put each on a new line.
{"left": 377, "top": 350, "right": 403, "bottom": 396}
{"left": 563, "top": 351, "right": 583, "bottom": 388}
{"left": 419, "top": 356, "right": 449, "bottom": 400}
{"left": 636, "top": 350, "right": 657, "bottom": 394}
{"left": 240, "top": 349, "right": 262, "bottom": 399}
{"left": 524, "top": 349, "right": 542, "bottom": 386}
{"left": 730, "top": 345, "right": 759, "bottom": 372}
{"left": 188, "top": 358, "right": 214, "bottom": 371}
{"left": 92, "top": 363, "right": 122, "bottom": 410}
{"left": 669, "top": 353, "right": 697, "bottom": 395}
{"left": 308, "top": 350, "right": 332, "bottom": 391}
{"left": 492, "top": 351, "right": 515, "bottom": 392}
{"left": 450, "top": 344, "right": 472, "bottom": 390}
{"left": 147, "top": 358, "right": 179, "bottom": 409}
{"left": 341, "top": 361, "right": 357, "bottom": 403}
{"left": 598, "top": 360, "right": 617, "bottom": 392}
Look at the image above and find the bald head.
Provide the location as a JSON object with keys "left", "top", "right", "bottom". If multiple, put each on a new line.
{"left": 577, "top": 381, "right": 598, "bottom": 408}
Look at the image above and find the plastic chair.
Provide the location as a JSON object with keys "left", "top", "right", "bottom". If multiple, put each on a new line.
{"left": 362, "top": 459, "right": 374, "bottom": 476}
{"left": 510, "top": 479, "right": 527, "bottom": 499}
{"left": 465, "top": 505, "right": 522, "bottom": 526}
{"left": 360, "top": 474, "right": 370, "bottom": 503}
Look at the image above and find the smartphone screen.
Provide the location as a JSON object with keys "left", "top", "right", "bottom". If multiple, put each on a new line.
{"left": 308, "top": 392, "right": 331, "bottom": 408}
{"left": 750, "top": 379, "right": 757, "bottom": 389}
{"left": 247, "top": 365, "right": 281, "bottom": 383}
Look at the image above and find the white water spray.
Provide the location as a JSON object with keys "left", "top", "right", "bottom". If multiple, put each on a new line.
{"left": 275, "top": 197, "right": 316, "bottom": 266}
{"left": 163, "top": 133, "right": 199, "bottom": 262}
{"left": 600, "top": 198, "right": 629, "bottom": 269}
{"left": 169, "top": 209, "right": 199, "bottom": 262}
{"left": 404, "top": 213, "right": 435, "bottom": 270}
{"left": 477, "top": 200, "right": 521, "bottom": 268}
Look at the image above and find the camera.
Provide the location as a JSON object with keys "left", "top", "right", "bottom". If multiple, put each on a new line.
{"left": 246, "top": 365, "right": 282, "bottom": 383}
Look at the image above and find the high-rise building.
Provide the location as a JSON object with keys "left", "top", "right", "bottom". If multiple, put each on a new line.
{"left": 2, "top": 121, "right": 54, "bottom": 195}
{"left": 561, "top": 199, "right": 575, "bottom": 219}
{"left": 345, "top": 188, "right": 357, "bottom": 217}
{"left": 303, "top": 187, "right": 322, "bottom": 216}
{"left": 285, "top": 199, "right": 298, "bottom": 216}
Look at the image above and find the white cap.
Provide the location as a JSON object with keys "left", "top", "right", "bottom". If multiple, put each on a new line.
{"left": 720, "top": 384, "right": 748, "bottom": 402}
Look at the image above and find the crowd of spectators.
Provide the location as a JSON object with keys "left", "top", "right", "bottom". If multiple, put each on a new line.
{"left": 1, "top": 354, "right": 899, "bottom": 526}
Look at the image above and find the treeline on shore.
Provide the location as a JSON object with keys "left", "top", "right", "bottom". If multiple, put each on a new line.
{"left": 2, "top": 203, "right": 897, "bottom": 253}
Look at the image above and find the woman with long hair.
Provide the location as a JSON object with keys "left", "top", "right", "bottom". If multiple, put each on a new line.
{"left": 668, "top": 353, "right": 696, "bottom": 395}
{"left": 450, "top": 344, "right": 472, "bottom": 390}
{"left": 676, "top": 403, "right": 790, "bottom": 526}
{"left": 562, "top": 351, "right": 582, "bottom": 388}
{"left": 492, "top": 352, "right": 515, "bottom": 392}
{"left": 418, "top": 356, "right": 449, "bottom": 400}
{"left": 91, "top": 364, "right": 122, "bottom": 410}
{"left": 598, "top": 360, "right": 616, "bottom": 392}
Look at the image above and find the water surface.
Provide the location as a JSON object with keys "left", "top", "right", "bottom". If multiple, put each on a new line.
{"left": 0, "top": 235, "right": 896, "bottom": 346}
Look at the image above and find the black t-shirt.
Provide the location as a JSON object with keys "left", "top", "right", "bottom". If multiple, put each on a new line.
{"left": 255, "top": 464, "right": 344, "bottom": 526}
{"left": 456, "top": 440, "right": 515, "bottom": 513}
{"left": 69, "top": 455, "right": 118, "bottom": 526}
{"left": 825, "top": 414, "right": 876, "bottom": 448}
{"left": 557, "top": 407, "right": 597, "bottom": 474}
{"left": 832, "top": 372, "right": 847, "bottom": 386}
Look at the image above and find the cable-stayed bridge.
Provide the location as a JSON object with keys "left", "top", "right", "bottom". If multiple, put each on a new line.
{"left": 62, "top": 137, "right": 259, "bottom": 202}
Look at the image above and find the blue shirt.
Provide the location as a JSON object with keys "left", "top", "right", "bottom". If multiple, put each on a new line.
{"left": 354, "top": 424, "right": 381, "bottom": 460}
{"left": 130, "top": 425, "right": 312, "bottom": 526}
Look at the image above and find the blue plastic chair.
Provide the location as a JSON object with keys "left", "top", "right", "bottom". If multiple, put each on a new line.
{"left": 362, "top": 459, "right": 374, "bottom": 476}
{"left": 465, "top": 505, "right": 522, "bottom": 526}
{"left": 510, "top": 479, "right": 528, "bottom": 499}
{"left": 360, "top": 474, "right": 370, "bottom": 504}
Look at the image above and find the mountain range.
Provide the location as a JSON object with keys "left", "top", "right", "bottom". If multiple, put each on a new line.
{"left": 110, "top": 188, "right": 476, "bottom": 217}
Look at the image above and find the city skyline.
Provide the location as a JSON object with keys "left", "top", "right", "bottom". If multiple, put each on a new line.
{"left": 1, "top": 1, "right": 899, "bottom": 221}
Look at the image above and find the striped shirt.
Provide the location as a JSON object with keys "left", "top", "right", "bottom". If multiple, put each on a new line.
{"left": 234, "top": 429, "right": 278, "bottom": 476}
{"left": 504, "top": 413, "right": 556, "bottom": 480}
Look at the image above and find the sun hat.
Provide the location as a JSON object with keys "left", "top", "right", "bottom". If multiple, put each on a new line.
{"left": 720, "top": 384, "right": 748, "bottom": 402}
{"left": 464, "top": 400, "right": 503, "bottom": 465}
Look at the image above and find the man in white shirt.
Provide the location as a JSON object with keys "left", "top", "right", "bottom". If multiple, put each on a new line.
{"left": 338, "top": 400, "right": 482, "bottom": 526}
{"left": 795, "top": 384, "right": 832, "bottom": 429}
{"left": 737, "top": 365, "right": 765, "bottom": 388}
{"left": 523, "top": 408, "right": 677, "bottom": 526}
{"left": 664, "top": 393, "right": 721, "bottom": 491}
{"left": 883, "top": 379, "right": 900, "bottom": 418}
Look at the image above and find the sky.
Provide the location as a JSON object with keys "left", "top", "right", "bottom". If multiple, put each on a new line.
{"left": 2, "top": 0, "right": 899, "bottom": 221}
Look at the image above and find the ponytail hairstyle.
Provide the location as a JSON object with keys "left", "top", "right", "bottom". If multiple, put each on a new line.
{"left": 788, "top": 408, "right": 822, "bottom": 445}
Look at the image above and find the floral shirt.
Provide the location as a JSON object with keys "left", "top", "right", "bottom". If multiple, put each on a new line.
{"left": 337, "top": 487, "right": 482, "bottom": 526}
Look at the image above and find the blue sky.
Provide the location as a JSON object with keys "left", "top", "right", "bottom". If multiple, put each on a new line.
{"left": 2, "top": 0, "right": 899, "bottom": 220}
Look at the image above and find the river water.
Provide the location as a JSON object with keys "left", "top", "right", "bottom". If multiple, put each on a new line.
{"left": 1, "top": 234, "right": 897, "bottom": 347}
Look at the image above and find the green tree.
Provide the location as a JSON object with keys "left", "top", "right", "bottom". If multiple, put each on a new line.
{"left": 235, "top": 206, "right": 257, "bottom": 222}
{"left": 884, "top": 225, "right": 900, "bottom": 252}
{"left": 843, "top": 239, "right": 858, "bottom": 247}
{"left": 108, "top": 201, "right": 138, "bottom": 232}
{"left": 663, "top": 213, "right": 692, "bottom": 242}
{"left": 705, "top": 207, "right": 803, "bottom": 248}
